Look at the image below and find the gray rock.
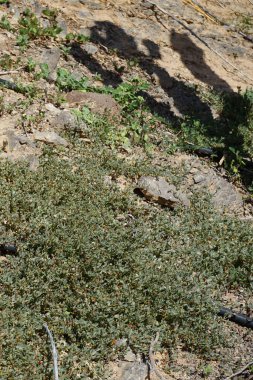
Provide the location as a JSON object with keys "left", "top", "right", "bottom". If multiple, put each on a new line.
{"left": 142, "top": 1, "right": 154, "bottom": 8}
{"left": 82, "top": 42, "right": 98, "bottom": 55}
{"left": 114, "top": 338, "right": 128, "bottom": 348}
{"left": 33, "top": 1, "right": 43, "bottom": 16}
{"left": 26, "top": 155, "right": 40, "bottom": 171}
{"left": 79, "top": 0, "right": 103, "bottom": 9}
{"left": 45, "top": 103, "right": 61, "bottom": 115}
{"left": 41, "top": 19, "right": 50, "bottom": 29}
{"left": 167, "top": 154, "right": 244, "bottom": 214}
{"left": 39, "top": 47, "right": 61, "bottom": 82}
{"left": 193, "top": 174, "right": 206, "bottom": 184}
{"left": 0, "top": 129, "right": 21, "bottom": 153}
{"left": 18, "top": 135, "right": 37, "bottom": 148}
{"left": 123, "top": 348, "right": 136, "bottom": 362}
{"left": 121, "top": 361, "right": 147, "bottom": 380}
{"left": 107, "top": 356, "right": 148, "bottom": 380}
{"left": 211, "top": 177, "right": 243, "bottom": 211}
{"left": 136, "top": 176, "right": 190, "bottom": 208}
{"left": 189, "top": 168, "right": 243, "bottom": 212}
{"left": 104, "top": 175, "right": 113, "bottom": 186}
{"left": 34, "top": 131, "right": 68, "bottom": 147}
{"left": 78, "top": 10, "right": 92, "bottom": 18}
{"left": 56, "top": 18, "right": 68, "bottom": 38}
{"left": 52, "top": 110, "right": 77, "bottom": 130}
{"left": 5, "top": 130, "right": 19, "bottom": 152}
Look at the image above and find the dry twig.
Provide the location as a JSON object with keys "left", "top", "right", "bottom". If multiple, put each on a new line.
{"left": 146, "top": 0, "right": 253, "bottom": 84}
{"left": 0, "top": 70, "right": 20, "bottom": 76}
{"left": 187, "top": 0, "right": 253, "bottom": 43}
{"left": 183, "top": 0, "right": 218, "bottom": 23}
{"left": 216, "top": 1, "right": 225, "bottom": 7}
{"left": 149, "top": 332, "right": 166, "bottom": 380}
{"left": 44, "top": 323, "right": 59, "bottom": 380}
{"left": 224, "top": 360, "right": 253, "bottom": 380}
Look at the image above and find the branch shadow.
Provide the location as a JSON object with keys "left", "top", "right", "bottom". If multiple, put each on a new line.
{"left": 69, "top": 20, "right": 253, "bottom": 187}
{"left": 70, "top": 21, "right": 223, "bottom": 122}
{"left": 170, "top": 29, "right": 232, "bottom": 92}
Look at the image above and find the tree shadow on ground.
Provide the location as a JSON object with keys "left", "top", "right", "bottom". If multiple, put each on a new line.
{"left": 69, "top": 21, "right": 253, "bottom": 187}
{"left": 70, "top": 21, "right": 223, "bottom": 122}
{"left": 169, "top": 29, "right": 253, "bottom": 184}
{"left": 170, "top": 29, "right": 231, "bottom": 92}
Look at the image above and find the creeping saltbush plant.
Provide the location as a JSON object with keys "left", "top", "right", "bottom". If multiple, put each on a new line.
{"left": 0, "top": 140, "right": 252, "bottom": 379}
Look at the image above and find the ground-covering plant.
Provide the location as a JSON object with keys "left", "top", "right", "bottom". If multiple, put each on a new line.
{"left": 0, "top": 15, "right": 12, "bottom": 31}
{"left": 65, "top": 32, "right": 90, "bottom": 44}
{"left": 16, "top": 8, "right": 62, "bottom": 48}
{"left": 0, "top": 138, "right": 252, "bottom": 379}
{"left": 0, "top": 6, "right": 252, "bottom": 376}
{"left": 0, "top": 8, "right": 62, "bottom": 49}
{"left": 0, "top": 54, "right": 21, "bottom": 70}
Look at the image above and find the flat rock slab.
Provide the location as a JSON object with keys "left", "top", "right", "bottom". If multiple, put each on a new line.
{"left": 167, "top": 154, "right": 244, "bottom": 214}
{"left": 34, "top": 131, "right": 68, "bottom": 147}
{"left": 136, "top": 176, "right": 190, "bottom": 208}
{"left": 65, "top": 91, "right": 121, "bottom": 115}
{"left": 39, "top": 47, "right": 61, "bottom": 81}
{"left": 51, "top": 110, "right": 77, "bottom": 130}
{"left": 191, "top": 169, "right": 243, "bottom": 212}
{"left": 108, "top": 360, "right": 148, "bottom": 380}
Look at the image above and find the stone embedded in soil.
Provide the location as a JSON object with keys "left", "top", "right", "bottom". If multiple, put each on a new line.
{"left": 82, "top": 42, "right": 98, "bottom": 55}
{"left": 52, "top": 110, "right": 77, "bottom": 130}
{"left": 65, "top": 91, "right": 121, "bottom": 116}
{"left": 0, "top": 130, "right": 20, "bottom": 153}
{"left": 168, "top": 154, "right": 244, "bottom": 214}
{"left": 190, "top": 169, "right": 243, "bottom": 212}
{"left": 79, "top": 0, "right": 103, "bottom": 9}
{"left": 56, "top": 17, "right": 68, "bottom": 38}
{"left": 51, "top": 110, "right": 88, "bottom": 137}
{"left": 123, "top": 348, "right": 136, "bottom": 362}
{"left": 33, "top": 131, "right": 68, "bottom": 147}
{"left": 39, "top": 47, "right": 61, "bottom": 82}
{"left": 120, "top": 361, "right": 147, "bottom": 380}
{"left": 108, "top": 355, "right": 148, "bottom": 380}
{"left": 136, "top": 176, "right": 190, "bottom": 208}
{"left": 45, "top": 103, "right": 61, "bottom": 115}
{"left": 26, "top": 155, "right": 40, "bottom": 171}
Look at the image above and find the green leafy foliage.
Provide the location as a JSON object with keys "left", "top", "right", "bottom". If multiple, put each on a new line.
{"left": 56, "top": 68, "right": 90, "bottom": 91}
{"left": 17, "top": 8, "right": 62, "bottom": 49}
{"left": 56, "top": 70, "right": 152, "bottom": 147}
{"left": 172, "top": 89, "right": 253, "bottom": 187}
{"left": 65, "top": 32, "right": 90, "bottom": 43}
{"left": 25, "top": 57, "right": 37, "bottom": 73}
{"left": 0, "top": 54, "right": 20, "bottom": 70}
{"left": 0, "top": 140, "right": 252, "bottom": 379}
{"left": 34, "top": 63, "right": 50, "bottom": 80}
{"left": 0, "top": 15, "right": 12, "bottom": 31}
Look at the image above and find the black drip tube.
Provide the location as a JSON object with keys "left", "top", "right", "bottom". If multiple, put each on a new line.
{"left": 218, "top": 307, "right": 253, "bottom": 329}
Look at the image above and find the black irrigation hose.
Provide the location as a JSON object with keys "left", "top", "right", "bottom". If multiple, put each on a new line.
{"left": 218, "top": 307, "right": 253, "bottom": 329}
{"left": 0, "top": 243, "right": 18, "bottom": 255}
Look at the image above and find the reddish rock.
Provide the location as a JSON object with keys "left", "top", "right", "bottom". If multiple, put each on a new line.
{"left": 65, "top": 91, "right": 121, "bottom": 116}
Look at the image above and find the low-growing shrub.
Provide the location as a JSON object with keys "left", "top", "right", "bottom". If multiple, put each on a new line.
{"left": 0, "top": 140, "right": 252, "bottom": 379}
